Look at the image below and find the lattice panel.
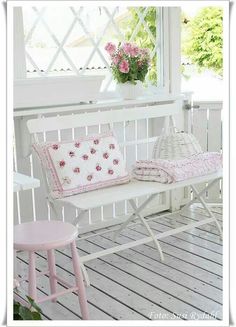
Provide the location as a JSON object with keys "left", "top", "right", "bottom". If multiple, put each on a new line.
{"left": 22, "top": 6, "right": 160, "bottom": 88}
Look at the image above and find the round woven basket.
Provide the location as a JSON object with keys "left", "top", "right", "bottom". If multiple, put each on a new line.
{"left": 152, "top": 131, "right": 202, "bottom": 160}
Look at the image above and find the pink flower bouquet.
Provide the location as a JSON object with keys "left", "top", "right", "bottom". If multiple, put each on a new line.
{"left": 105, "top": 42, "right": 151, "bottom": 85}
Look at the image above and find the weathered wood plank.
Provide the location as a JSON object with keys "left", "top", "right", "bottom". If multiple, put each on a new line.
{"left": 15, "top": 207, "right": 223, "bottom": 321}
{"left": 143, "top": 221, "right": 222, "bottom": 262}
{"left": 45, "top": 252, "right": 165, "bottom": 320}
{"left": 76, "top": 237, "right": 222, "bottom": 318}
{"left": 194, "top": 207, "right": 223, "bottom": 221}
{"left": 119, "top": 226, "right": 222, "bottom": 276}
{"left": 154, "top": 215, "right": 222, "bottom": 254}
{"left": 179, "top": 211, "right": 223, "bottom": 238}
{"left": 153, "top": 209, "right": 222, "bottom": 244}
{"left": 115, "top": 232, "right": 221, "bottom": 287}
{"left": 89, "top": 232, "right": 222, "bottom": 303}
{"left": 16, "top": 259, "right": 82, "bottom": 320}
{"left": 17, "top": 252, "right": 145, "bottom": 320}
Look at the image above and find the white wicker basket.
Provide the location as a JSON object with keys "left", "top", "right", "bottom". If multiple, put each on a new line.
{"left": 152, "top": 130, "right": 202, "bottom": 160}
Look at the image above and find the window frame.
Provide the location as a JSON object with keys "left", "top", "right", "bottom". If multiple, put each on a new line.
{"left": 13, "top": 5, "right": 178, "bottom": 108}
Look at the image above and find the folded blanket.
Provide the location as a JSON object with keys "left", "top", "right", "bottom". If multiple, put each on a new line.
{"left": 132, "top": 152, "right": 222, "bottom": 184}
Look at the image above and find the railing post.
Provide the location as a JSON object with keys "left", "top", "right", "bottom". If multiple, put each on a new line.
{"left": 183, "top": 91, "right": 193, "bottom": 134}
{"left": 169, "top": 92, "right": 193, "bottom": 211}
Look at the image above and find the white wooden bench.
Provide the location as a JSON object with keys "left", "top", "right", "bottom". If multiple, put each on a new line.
{"left": 27, "top": 103, "right": 222, "bottom": 286}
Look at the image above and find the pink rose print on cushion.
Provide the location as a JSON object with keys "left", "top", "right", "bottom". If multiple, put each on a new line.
{"left": 90, "top": 148, "right": 96, "bottom": 154}
{"left": 69, "top": 151, "right": 75, "bottom": 157}
{"left": 73, "top": 167, "right": 80, "bottom": 174}
{"left": 59, "top": 160, "right": 66, "bottom": 168}
{"left": 96, "top": 164, "right": 102, "bottom": 171}
{"left": 113, "top": 159, "right": 119, "bottom": 165}
{"left": 82, "top": 154, "right": 89, "bottom": 160}
{"left": 94, "top": 139, "right": 99, "bottom": 145}
{"left": 74, "top": 142, "right": 80, "bottom": 148}
{"left": 103, "top": 152, "right": 109, "bottom": 159}
{"left": 108, "top": 169, "right": 114, "bottom": 175}
{"left": 52, "top": 144, "right": 59, "bottom": 150}
{"left": 109, "top": 144, "right": 115, "bottom": 150}
{"left": 87, "top": 174, "right": 93, "bottom": 181}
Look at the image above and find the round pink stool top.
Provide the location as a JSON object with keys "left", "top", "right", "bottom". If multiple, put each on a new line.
{"left": 14, "top": 221, "right": 78, "bottom": 251}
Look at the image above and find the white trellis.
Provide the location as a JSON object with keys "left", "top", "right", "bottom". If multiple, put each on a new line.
{"left": 22, "top": 6, "right": 161, "bottom": 88}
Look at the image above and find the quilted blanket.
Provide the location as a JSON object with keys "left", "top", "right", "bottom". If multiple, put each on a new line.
{"left": 132, "top": 152, "right": 222, "bottom": 184}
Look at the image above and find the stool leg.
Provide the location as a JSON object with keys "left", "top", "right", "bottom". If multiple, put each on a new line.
{"left": 14, "top": 250, "right": 18, "bottom": 279}
{"left": 70, "top": 241, "right": 89, "bottom": 320}
{"left": 28, "top": 251, "right": 37, "bottom": 301}
{"left": 47, "top": 249, "right": 57, "bottom": 303}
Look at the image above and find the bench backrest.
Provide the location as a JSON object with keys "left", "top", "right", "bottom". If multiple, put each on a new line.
{"left": 27, "top": 103, "right": 178, "bottom": 172}
{"left": 27, "top": 104, "right": 178, "bottom": 134}
{"left": 26, "top": 102, "right": 179, "bottom": 230}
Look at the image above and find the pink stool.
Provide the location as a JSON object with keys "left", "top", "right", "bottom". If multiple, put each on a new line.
{"left": 14, "top": 221, "right": 89, "bottom": 320}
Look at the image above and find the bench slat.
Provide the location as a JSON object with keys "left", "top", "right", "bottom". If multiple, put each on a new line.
{"left": 27, "top": 104, "right": 178, "bottom": 133}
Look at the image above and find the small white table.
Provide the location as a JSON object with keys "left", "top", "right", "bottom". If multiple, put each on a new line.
{"left": 14, "top": 172, "right": 40, "bottom": 192}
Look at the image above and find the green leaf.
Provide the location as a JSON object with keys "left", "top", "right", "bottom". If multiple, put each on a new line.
{"left": 31, "top": 312, "right": 42, "bottom": 320}
{"left": 13, "top": 301, "right": 20, "bottom": 314}
{"left": 26, "top": 296, "right": 42, "bottom": 313}
{"left": 19, "top": 307, "right": 33, "bottom": 320}
{"left": 14, "top": 313, "right": 23, "bottom": 320}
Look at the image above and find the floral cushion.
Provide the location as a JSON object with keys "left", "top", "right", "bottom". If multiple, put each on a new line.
{"left": 33, "top": 131, "right": 130, "bottom": 199}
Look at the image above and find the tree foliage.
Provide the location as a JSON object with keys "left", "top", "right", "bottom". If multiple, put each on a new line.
{"left": 182, "top": 7, "right": 223, "bottom": 76}
{"left": 122, "top": 7, "right": 223, "bottom": 83}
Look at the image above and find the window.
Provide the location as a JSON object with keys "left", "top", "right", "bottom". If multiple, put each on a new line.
{"left": 22, "top": 6, "right": 164, "bottom": 91}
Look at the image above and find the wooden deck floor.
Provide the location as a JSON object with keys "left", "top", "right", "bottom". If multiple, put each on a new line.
{"left": 15, "top": 205, "right": 223, "bottom": 321}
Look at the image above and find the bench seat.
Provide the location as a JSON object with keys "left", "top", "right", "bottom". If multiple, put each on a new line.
{"left": 56, "top": 170, "right": 222, "bottom": 210}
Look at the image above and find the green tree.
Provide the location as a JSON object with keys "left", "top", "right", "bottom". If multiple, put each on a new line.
{"left": 182, "top": 7, "right": 223, "bottom": 76}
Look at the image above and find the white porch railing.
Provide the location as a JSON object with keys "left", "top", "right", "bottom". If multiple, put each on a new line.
{"left": 184, "top": 98, "right": 223, "bottom": 203}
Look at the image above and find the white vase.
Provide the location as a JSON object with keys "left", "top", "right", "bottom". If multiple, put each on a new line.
{"left": 116, "top": 81, "right": 144, "bottom": 100}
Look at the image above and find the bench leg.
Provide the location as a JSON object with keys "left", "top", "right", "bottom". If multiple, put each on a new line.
{"left": 128, "top": 199, "right": 164, "bottom": 261}
{"left": 190, "top": 184, "right": 223, "bottom": 239}
{"left": 47, "top": 249, "right": 57, "bottom": 302}
{"left": 72, "top": 210, "right": 88, "bottom": 228}
{"left": 113, "top": 194, "right": 156, "bottom": 240}
{"left": 181, "top": 178, "right": 220, "bottom": 213}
